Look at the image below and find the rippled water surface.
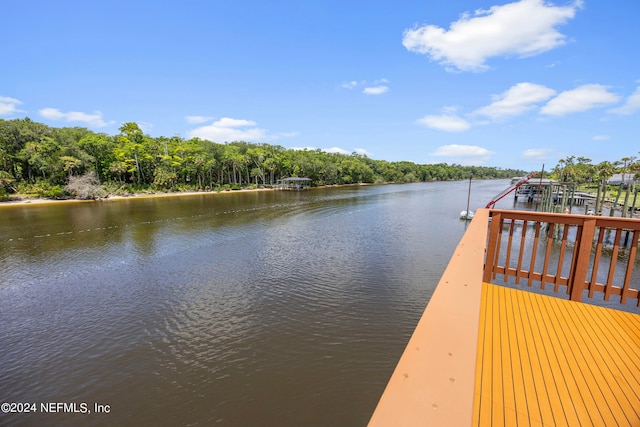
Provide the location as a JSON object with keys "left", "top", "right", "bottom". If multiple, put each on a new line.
{"left": 0, "top": 181, "right": 510, "bottom": 426}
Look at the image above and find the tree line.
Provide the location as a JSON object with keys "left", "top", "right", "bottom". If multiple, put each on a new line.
{"left": 551, "top": 155, "right": 639, "bottom": 186}
{"left": 549, "top": 155, "right": 640, "bottom": 217}
{"left": 0, "top": 118, "right": 525, "bottom": 199}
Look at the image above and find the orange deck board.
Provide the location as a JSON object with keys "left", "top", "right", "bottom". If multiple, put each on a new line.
{"left": 473, "top": 283, "right": 640, "bottom": 426}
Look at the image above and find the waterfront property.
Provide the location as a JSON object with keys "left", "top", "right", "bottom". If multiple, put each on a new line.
{"left": 370, "top": 208, "right": 640, "bottom": 426}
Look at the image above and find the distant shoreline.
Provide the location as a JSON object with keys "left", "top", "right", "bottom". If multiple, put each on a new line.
{"left": 0, "top": 183, "right": 382, "bottom": 208}
{"left": 0, "top": 187, "right": 279, "bottom": 207}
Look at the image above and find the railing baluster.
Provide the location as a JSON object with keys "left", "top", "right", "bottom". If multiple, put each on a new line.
{"left": 516, "top": 220, "right": 528, "bottom": 284}
{"left": 588, "top": 225, "right": 605, "bottom": 299}
{"left": 494, "top": 217, "right": 504, "bottom": 280}
{"left": 621, "top": 230, "right": 638, "bottom": 305}
{"left": 554, "top": 225, "right": 570, "bottom": 293}
{"left": 541, "top": 223, "right": 555, "bottom": 290}
{"left": 604, "top": 229, "right": 623, "bottom": 301}
{"left": 528, "top": 222, "right": 541, "bottom": 287}
{"left": 504, "top": 220, "right": 516, "bottom": 282}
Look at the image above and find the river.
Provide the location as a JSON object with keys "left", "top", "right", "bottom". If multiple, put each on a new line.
{"left": 0, "top": 180, "right": 517, "bottom": 426}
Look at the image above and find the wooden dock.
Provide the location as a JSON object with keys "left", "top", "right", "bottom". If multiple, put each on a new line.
{"left": 369, "top": 208, "right": 640, "bottom": 426}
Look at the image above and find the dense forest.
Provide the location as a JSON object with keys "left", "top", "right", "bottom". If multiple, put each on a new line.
{"left": 0, "top": 118, "right": 526, "bottom": 199}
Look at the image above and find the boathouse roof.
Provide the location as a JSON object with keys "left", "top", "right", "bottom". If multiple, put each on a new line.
{"left": 281, "top": 177, "right": 311, "bottom": 182}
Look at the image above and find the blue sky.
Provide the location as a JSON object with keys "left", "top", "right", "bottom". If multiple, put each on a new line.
{"left": 2, "top": 0, "right": 638, "bottom": 170}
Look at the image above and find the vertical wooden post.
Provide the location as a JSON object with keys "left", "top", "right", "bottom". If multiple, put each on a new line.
{"left": 570, "top": 184, "right": 575, "bottom": 210}
{"left": 595, "top": 182, "right": 602, "bottom": 216}
{"left": 610, "top": 184, "right": 623, "bottom": 217}
{"left": 483, "top": 211, "right": 501, "bottom": 283}
{"left": 604, "top": 230, "right": 623, "bottom": 301}
{"left": 569, "top": 218, "right": 596, "bottom": 302}
{"left": 622, "top": 184, "right": 631, "bottom": 218}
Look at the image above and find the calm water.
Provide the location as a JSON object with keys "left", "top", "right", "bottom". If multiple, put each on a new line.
{"left": 0, "top": 180, "right": 513, "bottom": 426}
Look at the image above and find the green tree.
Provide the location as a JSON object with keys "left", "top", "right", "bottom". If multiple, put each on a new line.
{"left": 0, "top": 118, "right": 52, "bottom": 181}
{"left": 78, "top": 133, "right": 115, "bottom": 183}
{"left": 574, "top": 157, "right": 594, "bottom": 184}
{"left": 116, "top": 122, "right": 151, "bottom": 185}
{"left": 17, "top": 136, "right": 61, "bottom": 182}
{"left": 0, "top": 170, "right": 16, "bottom": 196}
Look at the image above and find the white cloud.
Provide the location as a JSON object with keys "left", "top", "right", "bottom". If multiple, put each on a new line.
{"left": 522, "top": 148, "right": 553, "bottom": 160}
{"left": 592, "top": 135, "right": 611, "bottom": 141}
{"left": 40, "top": 108, "right": 65, "bottom": 120}
{"left": 185, "top": 115, "right": 213, "bottom": 124}
{"left": 417, "top": 114, "right": 471, "bottom": 132}
{"left": 39, "top": 107, "right": 108, "bottom": 127}
{"left": 430, "top": 144, "right": 494, "bottom": 165}
{"left": 187, "top": 117, "right": 268, "bottom": 142}
{"left": 215, "top": 117, "right": 257, "bottom": 128}
{"left": 0, "top": 96, "right": 22, "bottom": 115}
{"left": 442, "top": 105, "right": 460, "bottom": 114}
{"left": 342, "top": 81, "right": 358, "bottom": 90}
{"left": 402, "top": 0, "right": 583, "bottom": 72}
{"left": 474, "top": 82, "right": 556, "bottom": 119}
{"left": 323, "top": 147, "right": 351, "bottom": 155}
{"left": 363, "top": 85, "right": 389, "bottom": 95}
{"left": 609, "top": 86, "right": 640, "bottom": 115}
{"left": 342, "top": 79, "right": 390, "bottom": 94}
{"left": 540, "top": 84, "right": 620, "bottom": 116}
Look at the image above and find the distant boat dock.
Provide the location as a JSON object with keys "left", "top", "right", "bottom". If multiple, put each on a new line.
{"left": 513, "top": 177, "right": 594, "bottom": 206}
{"left": 276, "top": 177, "right": 312, "bottom": 191}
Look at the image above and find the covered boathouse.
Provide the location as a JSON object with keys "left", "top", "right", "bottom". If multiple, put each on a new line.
{"left": 277, "top": 177, "right": 312, "bottom": 191}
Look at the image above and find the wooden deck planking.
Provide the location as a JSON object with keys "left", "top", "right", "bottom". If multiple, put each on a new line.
{"left": 474, "top": 282, "right": 640, "bottom": 426}
{"left": 512, "top": 288, "right": 537, "bottom": 426}
{"left": 535, "top": 287, "right": 594, "bottom": 425}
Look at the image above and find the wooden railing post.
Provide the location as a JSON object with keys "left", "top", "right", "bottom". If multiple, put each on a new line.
{"left": 483, "top": 211, "right": 501, "bottom": 282}
{"left": 569, "top": 218, "right": 596, "bottom": 302}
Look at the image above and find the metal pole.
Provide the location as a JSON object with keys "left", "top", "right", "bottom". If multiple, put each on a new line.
{"left": 465, "top": 174, "right": 472, "bottom": 219}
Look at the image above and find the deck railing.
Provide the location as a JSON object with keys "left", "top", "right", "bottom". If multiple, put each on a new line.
{"left": 484, "top": 209, "right": 640, "bottom": 306}
{"left": 370, "top": 208, "right": 640, "bottom": 426}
